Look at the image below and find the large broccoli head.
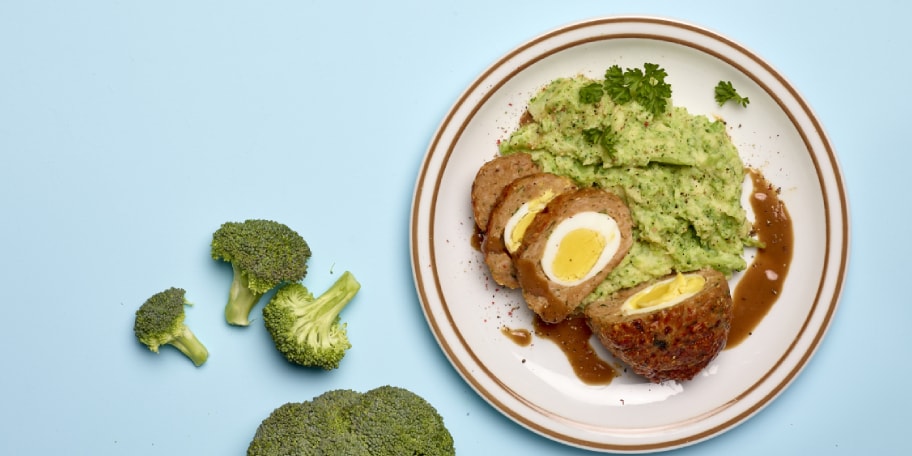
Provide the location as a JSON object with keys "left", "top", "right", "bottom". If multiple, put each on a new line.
{"left": 133, "top": 287, "right": 209, "bottom": 367}
{"left": 246, "top": 398, "right": 370, "bottom": 456}
{"left": 262, "top": 271, "right": 360, "bottom": 370}
{"left": 247, "top": 387, "right": 454, "bottom": 456}
{"left": 210, "top": 219, "right": 311, "bottom": 326}
{"left": 348, "top": 385, "right": 455, "bottom": 456}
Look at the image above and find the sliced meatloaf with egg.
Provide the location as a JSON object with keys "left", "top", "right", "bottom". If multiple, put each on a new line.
{"left": 482, "top": 172, "right": 577, "bottom": 288}
{"left": 585, "top": 268, "right": 733, "bottom": 383}
{"left": 514, "top": 187, "right": 633, "bottom": 323}
{"left": 470, "top": 153, "right": 541, "bottom": 233}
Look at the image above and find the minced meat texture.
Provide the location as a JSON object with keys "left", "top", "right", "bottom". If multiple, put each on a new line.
{"left": 514, "top": 187, "right": 633, "bottom": 323}
{"left": 471, "top": 153, "right": 541, "bottom": 233}
{"left": 585, "top": 268, "right": 733, "bottom": 383}
{"left": 482, "top": 172, "right": 577, "bottom": 289}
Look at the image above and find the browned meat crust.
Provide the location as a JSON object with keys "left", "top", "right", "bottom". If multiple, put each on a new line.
{"left": 514, "top": 187, "right": 633, "bottom": 323}
{"left": 585, "top": 268, "right": 733, "bottom": 383}
{"left": 482, "top": 173, "right": 577, "bottom": 289}
{"left": 470, "top": 153, "right": 541, "bottom": 233}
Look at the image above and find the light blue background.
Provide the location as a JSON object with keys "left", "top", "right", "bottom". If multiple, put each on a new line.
{"left": 0, "top": 1, "right": 905, "bottom": 454}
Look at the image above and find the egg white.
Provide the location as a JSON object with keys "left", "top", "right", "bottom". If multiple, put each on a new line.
{"left": 541, "top": 211, "right": 621, "bottom": 287}
{"left": 503, "top": 191, "right": 555, "bottom": 253}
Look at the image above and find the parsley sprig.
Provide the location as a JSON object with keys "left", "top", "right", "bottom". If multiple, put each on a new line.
{"left": 582, "top": 126, "right": 617, "bottom": 151}
{"left": 602, "top": 63, "right": 672, "bottom": 117}
{"left": 714, "top": 80, "right": 750, "bottom": 107}
{"left": 578, "top": 82, "right": 605, "bottom": 104}
{"left": 575, "top": 63, "right": 672, "bottom": 157}
{"left": 578, "top": 63, "right": 672, "bottom": 117}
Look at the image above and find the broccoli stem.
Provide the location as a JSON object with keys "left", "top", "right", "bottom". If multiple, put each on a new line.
{"left": 169, "top": 326, "right": 209, "bottom": 366}
{"left": 225, "top": 264, "right": 264, "bottom": 326}
{"left": 308, "top": 271, "right": 360, "bottom": 332}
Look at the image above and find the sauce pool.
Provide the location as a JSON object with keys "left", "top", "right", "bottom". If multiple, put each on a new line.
{"left": 727, "top": 168, "right": 794, "bottom": 348}
{"left": 532, "top": 316, "right": 618, "bottom": 385}
{"left": 500, "top": 326, "right": 532, "bottom": 346}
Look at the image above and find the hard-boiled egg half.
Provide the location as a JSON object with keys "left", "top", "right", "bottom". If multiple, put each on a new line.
{"left": 621, "top": 272, "right": 706, "bottom": 316}
{"left": 503, "top": 190, "right": 557, "bottom": 254}
{"left": 540, "top": 211, "right": 622, "bottom": 287}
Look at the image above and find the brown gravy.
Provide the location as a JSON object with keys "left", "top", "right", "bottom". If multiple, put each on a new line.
{"left": 471, "top": 225, "right": 484, "bottom": 251}
{"left": 726, "top": 168, "right": 794, "bottom": 348}
{"left": 532, "top": 316, "right": 618, "bottom": 385}
{"left": 500, "top": 326, "right": 532, "bottom": 346}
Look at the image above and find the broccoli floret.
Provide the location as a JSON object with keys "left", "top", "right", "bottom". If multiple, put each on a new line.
{"left": 308, "top": 388, "right": 363, "bottom": 426}
{"left": 246, "top": 400, "right": 370, "bottom": 456}
{"left": 262, "top": 271, "right": 360, "bottom": 369}
{"left": 210, "top": 219, "right": 311, "bottom": 326}
{"left": 348, "top": 385, "right": 455, "bottom": 456}
{"left": 247, "top": 387, "right": 454, "bottom": 456}
{"left": 133, "top": 287, "right": 209, "bottom": 367}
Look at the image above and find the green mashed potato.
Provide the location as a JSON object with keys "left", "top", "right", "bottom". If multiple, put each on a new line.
{"left": 499, "top": 75, "right": 756, "bottom": 302}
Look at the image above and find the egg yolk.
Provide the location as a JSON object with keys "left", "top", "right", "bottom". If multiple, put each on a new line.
{"left": 623, "top": 272, "right": 706, "bottom": 315}
{"left": 550, "top": 228, "right": 609, "bottom": 282}
{"left": 505, "top": 190, "right": 556, "bottom": 253}
{"left": 540, "top": 211, "right": 622, "bottom": 287}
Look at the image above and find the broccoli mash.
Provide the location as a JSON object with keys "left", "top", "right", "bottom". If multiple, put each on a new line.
{"left": 499, "top": 74, "right": 755, "bottom": 302}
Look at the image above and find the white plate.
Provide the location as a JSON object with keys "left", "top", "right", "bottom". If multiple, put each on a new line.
{"left": 410, "top": 16, "right": 849, "bottom": 453}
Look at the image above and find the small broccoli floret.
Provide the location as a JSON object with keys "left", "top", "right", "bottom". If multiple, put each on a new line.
{"left": 210, "top": 219, "right": 311, "bottom": 326}
{"left": 133, "top": 287, "right": 209, "bottom": 367}
{"left": 348, "top": 385, "right": 455, "bottom": 456}
{"left": 247, "top": 387, "right": 454, "bottom": 456}
{"left": 262, "top": 271, "right": 360, "bottom": 369}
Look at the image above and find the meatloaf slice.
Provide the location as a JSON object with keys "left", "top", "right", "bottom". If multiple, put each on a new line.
{"left": 470, "top": 153, "right": 541, "bottom": 233}
{"left": 514, "top": 187, "right": 633, "bottom": 323}
{"left": 482, "top": 172, "right": 577, "bottom": 288}
{"left": 585, "top": 268, "right": 733, "bottom": 383}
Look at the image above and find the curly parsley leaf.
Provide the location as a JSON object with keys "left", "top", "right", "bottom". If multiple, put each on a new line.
{"left": 579, "top": 82, "right": 605, "bottom": 104}
{"left": 602, "top": 63, "right": 672, "bottom": 117}
{"left": 603, "top": 65, "right": 632, "bottom": 104}
{"left": 714, "top": 80, "right": 750, "bottom": 107}
{"left": 582, "top": 126, "right": 617, "bottom": 154}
